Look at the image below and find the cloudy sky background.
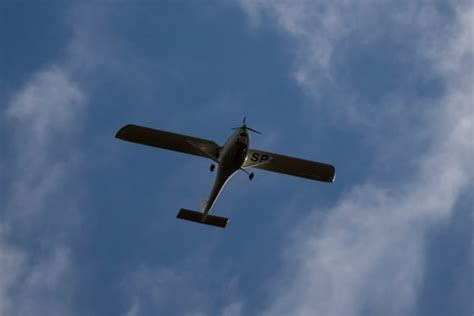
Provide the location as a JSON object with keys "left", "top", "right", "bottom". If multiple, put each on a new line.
{"left": 1, "top": 1, "right": 472, "bottom": 315}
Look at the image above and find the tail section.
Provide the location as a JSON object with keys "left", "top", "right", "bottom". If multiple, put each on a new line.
{"left": 200, "top": 200, "right": 208, "bottom": 212}
{"left": 176, "top": 208, "right": 228, "bottom": 228}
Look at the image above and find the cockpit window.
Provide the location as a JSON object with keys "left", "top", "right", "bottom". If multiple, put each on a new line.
{"left": 240, "top": 133, "right": 247, "bottom": 137}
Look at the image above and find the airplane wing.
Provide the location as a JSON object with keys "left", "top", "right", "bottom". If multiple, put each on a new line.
{"left": 115, "top": 124, "right": 220, "bottom": 160}
{"left": 243, "top": 148, "right": 336, "bottom": 183}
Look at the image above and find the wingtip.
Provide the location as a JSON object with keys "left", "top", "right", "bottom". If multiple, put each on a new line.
{"left": 327, "top": 165, "right": 336, "bottom": 183}
{"left": 115, "top": 124, "right": 133, "bottom": 139}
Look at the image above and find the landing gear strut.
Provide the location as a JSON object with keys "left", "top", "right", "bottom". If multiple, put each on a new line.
{"left": 210, "top": 164, "right": 215, "bottom": 172}
{"left": 240, "top": 168, "right": 254, "bottom": 181}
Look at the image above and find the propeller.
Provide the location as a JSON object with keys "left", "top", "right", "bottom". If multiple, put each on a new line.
{"left": 232, "top": 117, "right": 262, "bottom": 134}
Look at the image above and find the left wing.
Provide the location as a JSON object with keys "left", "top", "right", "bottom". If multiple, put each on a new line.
{"left": 243, "top": 149, "right": 336, "bottom": 183}
{"left": 115, "top": 124, "right": 220, "bottom": 160}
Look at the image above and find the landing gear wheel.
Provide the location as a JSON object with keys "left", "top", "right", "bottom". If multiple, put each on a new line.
{"left": 210, "top": 164, "right": 215, "bottom": 172}
{"left": 249, "top": 173, "right": 254, "bottom": 180}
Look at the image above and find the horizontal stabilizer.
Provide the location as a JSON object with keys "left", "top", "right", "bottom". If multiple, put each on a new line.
{"left": 176, "top": 209, "right": 228, "bottom": 228}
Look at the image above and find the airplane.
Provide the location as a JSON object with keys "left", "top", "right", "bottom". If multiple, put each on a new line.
{"left": 115, "top": 118, "right": 335, "bottom": 229}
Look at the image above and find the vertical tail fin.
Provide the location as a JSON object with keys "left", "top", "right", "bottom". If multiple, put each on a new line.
{"left": 200, "top": 200, "right": 208, "bottom": 212}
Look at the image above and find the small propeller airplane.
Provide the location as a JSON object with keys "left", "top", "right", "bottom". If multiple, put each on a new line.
{"left": 115, "top": 118, "right": 335, "bottom": 228}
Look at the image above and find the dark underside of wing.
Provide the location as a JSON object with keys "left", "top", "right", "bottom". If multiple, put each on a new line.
{"left": 244, "top": 149, "right": 336, "bottom": 183}
{"left": 115, "top": 124, "right": 220, "bottom": 159}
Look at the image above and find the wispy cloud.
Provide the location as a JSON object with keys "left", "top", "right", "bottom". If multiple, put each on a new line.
{"left": 0, "top": 4, "right": 98, "bottom": 315}
{"left": 1, "top": 65, "right": 85, "bottom": 315}
{"left": 0, "top": 229, "right": 25, "bottom": 314}
{"left": 239, "top": 1, "right": 473, "bottom": 315}
{"left": 5, "top": 66, "right": 86, "bottom": 219}
{"left": 122, "top": 255, "right": 243, "bottom": 316}
{"left": 240, "top": 0, "right": 388, "bottom": 88}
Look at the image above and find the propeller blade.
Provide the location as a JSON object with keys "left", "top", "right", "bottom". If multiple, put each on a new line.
{"left": 247, "top": 127, "right": 262, "bottom": 134}
{"left": 231, "top": 118, "right": 261, "bottom": 134}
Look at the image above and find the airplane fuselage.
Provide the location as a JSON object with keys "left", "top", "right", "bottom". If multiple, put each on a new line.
{"left": 202, "top": 128, "right": 249, "bottom": 217}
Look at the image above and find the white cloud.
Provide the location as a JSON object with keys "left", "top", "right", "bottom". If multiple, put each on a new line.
{"left": 0, "top": 229, "right": 25, "bottom": 314}
{"left": 239, "top": 1, "right": 473, "bottom": 315}
{"left": 1, "top": 64, "right": 85, "bottom": 315}
{"left": 124, "top": 301, "right": 140, "bottom": 316}
{"left": 240, "top": 0, "right": 393, "bottom": 87}
{"left": 5, "top": 66, "right": 85, "bottom": 219}
{"left": 123, "top": 262, "right": 244, "bottom": 316}
{"left": 221, "top": 302, "right": 243, "bottom": 316}
{"left": 0, "top": 4, "right": 98, "bottom": 314}
{"left": 13, "top": 247, "right": 72, "bottom": 316}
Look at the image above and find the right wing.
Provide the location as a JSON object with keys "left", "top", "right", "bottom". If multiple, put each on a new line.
{"left": 115, "top": 124, "right": 220, "bottom": 160}
{"left": 243, "top": 148, "right": 336, "bottom": 183}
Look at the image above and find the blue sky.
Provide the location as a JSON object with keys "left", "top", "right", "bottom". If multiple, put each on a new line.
{"left": 1, "top": 1, "right": 472, "bottom": 315}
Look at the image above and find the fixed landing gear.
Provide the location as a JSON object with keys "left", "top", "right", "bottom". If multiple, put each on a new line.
{"left": 210, "top": 164, "right": 215, "bottom": 172}
{"left": 240, "top": 168, "right": 254, "bottom": 181}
